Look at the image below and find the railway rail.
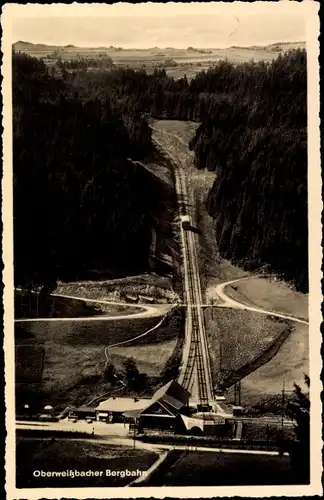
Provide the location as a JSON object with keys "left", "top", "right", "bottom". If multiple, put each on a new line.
{"left": 171, "top": 159, "right": 214, "bottom": 411}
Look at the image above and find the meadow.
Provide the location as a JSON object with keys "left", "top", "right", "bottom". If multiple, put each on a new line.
{"left": 15, "top": 307, "right": 182, "bottom": 408}
{"left": 225, "top": 277, "right": 309, "bottom": 321}
{"left": 205, "top": 307, "right": 289, "bottom": 389}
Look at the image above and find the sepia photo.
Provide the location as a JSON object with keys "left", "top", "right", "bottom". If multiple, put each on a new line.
{"left": 1, "top": 1, "right": 322, "bottom": 498}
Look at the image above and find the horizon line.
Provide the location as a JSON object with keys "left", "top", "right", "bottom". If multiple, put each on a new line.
{"left": 12, "top": 39, "right": 306, "bottom": 51}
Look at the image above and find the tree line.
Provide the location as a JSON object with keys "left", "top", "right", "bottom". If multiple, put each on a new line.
{"left": 55, "top": 55, "right": 114, "bottom": 70}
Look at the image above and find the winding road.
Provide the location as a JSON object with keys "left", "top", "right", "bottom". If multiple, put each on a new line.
{"left": 214, "top": 278, "right": 308, "bottom": 325}
{"left": 15, "top": 291, "right": 172, "bottom": 323}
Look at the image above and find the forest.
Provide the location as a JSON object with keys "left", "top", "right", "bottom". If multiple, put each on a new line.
{"left": 13, "top": 48, "right": 307, "bottom": 291}
{"left": 13, "top": 53, "right": 174, "bottom": 290}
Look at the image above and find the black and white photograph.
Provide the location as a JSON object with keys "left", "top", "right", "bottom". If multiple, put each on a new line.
{"left": 2, "top": 1, "right": 322, "bottom": 497}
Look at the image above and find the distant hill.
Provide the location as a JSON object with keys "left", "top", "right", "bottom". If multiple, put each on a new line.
{"left": 230, "top": 41, "right": 306, "bottom": 52}
{"left": 14, "top": 40, "right": 59, "bottom": 51}
{"left": 13, "top": 40, "right": 306, "bottom": 55}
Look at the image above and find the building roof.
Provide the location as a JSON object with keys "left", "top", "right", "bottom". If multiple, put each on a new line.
{"left": 152, "top": 380, "right": 190, "bottom": 406}
{"left": 140, "top": 399, "right": 177, "bottom": 417}
{"left": 123, "top": 408, "right": 144, "bottom": 419}
{"left": 96, "top": 397, "right": 150, "bottom": 413}
{"left": 162, "top": 394, "right": 184, "bottom": 410}
{"left": 124, "top": 381, "right": 190, "bottom": 420}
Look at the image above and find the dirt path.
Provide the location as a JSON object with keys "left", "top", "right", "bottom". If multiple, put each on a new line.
{"left": 15, "top": 291, "right": 172, "bottom": 323}
{"left": 214, "top": 277, "right": 308, "bottom": 325}
{"left": 104, "top": 308, "right": 174, "bottom": 359}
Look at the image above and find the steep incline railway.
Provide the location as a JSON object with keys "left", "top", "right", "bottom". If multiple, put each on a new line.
{"left": 151, "top": 126, "right": 214, "bottom": 411}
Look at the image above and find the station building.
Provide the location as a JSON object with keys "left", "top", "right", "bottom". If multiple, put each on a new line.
{"left": 124, "top": 380, "right": 191, "bottom": 434}
{"left": 95, "top": 397, "right": 150, "bottom": 423}
{"left": 68, "top": 406, "right": 97, "bottom": 421}
{"left": 69, "top": 380, "right": 229, "bottom": 436}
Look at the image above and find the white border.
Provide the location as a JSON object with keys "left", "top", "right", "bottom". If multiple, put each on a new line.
{"left": 2, "top": 2, "right": 322, "bottom": 498}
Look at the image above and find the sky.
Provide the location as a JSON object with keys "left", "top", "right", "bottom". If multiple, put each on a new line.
{"left": 8, "top": 2, "right": 309, "bottom": 49}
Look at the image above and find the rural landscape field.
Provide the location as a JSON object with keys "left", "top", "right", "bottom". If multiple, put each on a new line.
{"left": 9, "top": 1, "right": 314, "bottom": 491}
{"left": 13, "top": 40, "right": 306, "bottom": 80}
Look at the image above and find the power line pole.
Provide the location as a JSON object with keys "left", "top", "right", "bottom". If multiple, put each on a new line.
{"left": 234, "top": 381, "right": 241, "bottom": 406}
{"left": 210, "top": 297, "right": 214, "bottom": 319}
{"left": 36, "top": 285, "right": 39, "bottom": 318}
{"left": 281, "top": 379, "right": 285, "bottom": 427}
{"left": 28, "top": 281, "right": 33, "bottom": 318}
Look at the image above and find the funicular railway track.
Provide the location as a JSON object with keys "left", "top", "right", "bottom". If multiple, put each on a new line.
{"left": 151, "top": 126, "right": 214, "bottom": 412}
{"left": 175, "top": 166, "right": 214, "bottom": 410}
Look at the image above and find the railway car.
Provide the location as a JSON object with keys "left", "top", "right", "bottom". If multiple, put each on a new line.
{"left": 180, "top": 215, "right": 202, "bottom": 235}
{"left": 180, "top": 215, "right": 192, "bottom": 229}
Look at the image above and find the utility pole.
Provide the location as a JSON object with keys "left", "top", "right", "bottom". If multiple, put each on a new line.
{"left": 28, "top": 281, "right": 33, "bottom": 318}
{"left": 210, "top": 297, "right": 214, "bottom": 319}
{"left": 281, "top": 379, "right": 285, "bottom": 427}
{"left": 35, "top": 284, "right": 39, "bottom": 318}
{"left": 234, "top": 380, "right": 241, "bottom": 406}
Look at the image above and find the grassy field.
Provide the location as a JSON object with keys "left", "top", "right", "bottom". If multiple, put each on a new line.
{"left": 222, "top": 279, "right": 309, "bottom": 407}
{"left": 15, "top": 315, "right": 163, "bottom": 346}
{"left": 108, "top": 339, "right": 177, "bottom": 376}
{"left": 15, "top": 345, "right": 45, "bottom": 383}
{"left": 240, "top": 322, "right": 309, "bottom": 405}
{"left": 241, "top": 421, "right": 295, "bottom": 442}
{"left": 15, "top": 308, "right": 182, "bottom": 407}
{"left": 225, "top": 277, "right": 309, "bottom": 320}
{"left": 142, "top": 449, "right": 301, "bottom": 486}
{"left": 16, "top": 438, "right": 158, "bottom": 488}
{"left": 205, "top": 307, "right": 288, "bottom": 388}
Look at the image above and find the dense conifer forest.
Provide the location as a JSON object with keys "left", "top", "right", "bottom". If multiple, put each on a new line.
{"left": 13, "top": 53, "right": 173, "bottom": 290}
{"left": 13, "top": 48, "right": 307, "bottom": 291}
